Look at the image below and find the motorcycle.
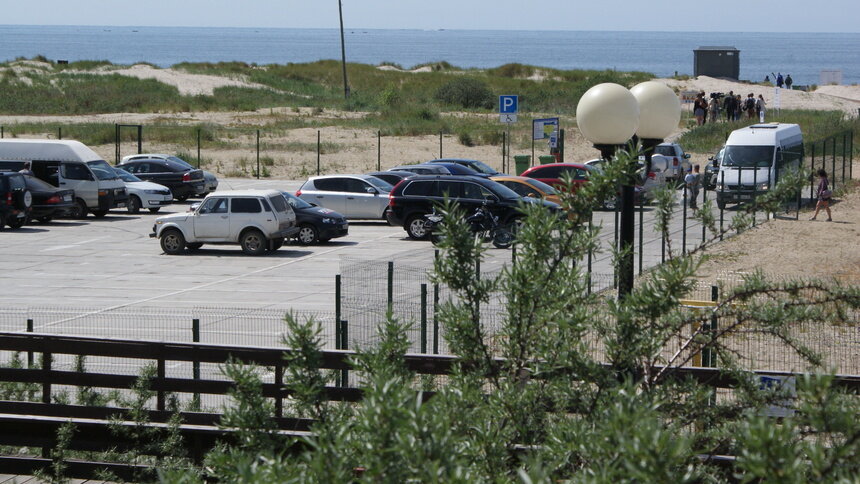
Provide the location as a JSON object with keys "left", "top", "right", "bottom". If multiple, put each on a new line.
{"left": 424, "top": 205, "right": 514, "bottom": 249}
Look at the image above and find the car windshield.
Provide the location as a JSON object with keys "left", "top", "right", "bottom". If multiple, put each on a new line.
{"left": 489, "top": 181, "right": 523, "bottom": 200}
{"left": 113, "top": 168, "right": 141, "bottom": 183}
{"left": 522, "top": 178, "right": 557, "bottom": 194}
{"left": 365, "top": 177, "right": 394, "bottom": 192}
{"left": 722, "top": 146, "right": 774, "bottom": 168}
{"left": 166, "top": 156, "right": 194, "bottom": 169}
{"left": 283, "top": 192, "right": 313, "bottom": 209}
{"left": 465, "top": 160, "right": 497, "bottom": 174}
{"left": 87, "top": 160, "right": 119, "bottom": 180}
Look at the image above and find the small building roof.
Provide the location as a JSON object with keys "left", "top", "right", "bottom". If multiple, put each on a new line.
{"left": 695, "top": 46, "right": 740, "bottom": 51}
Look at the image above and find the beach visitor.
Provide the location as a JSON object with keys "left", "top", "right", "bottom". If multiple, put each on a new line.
{"left": 785, "top": 74, "right": 793, "bottom": 90}
{"left": 701, "top": 92, "right": 709, "bottom": 124}
{"left": 756, "top": 95, "right": 766, "bottom": 122}
{"left": 745, "top": 94, "right": 756, "bottom": 119}
{"left": 735, "top": 95, "right": 743, "bottom": 121}
{"left": 724, "top": 91, "right": 736, "bottom": 121}
{"left": 776, "top": 72, "right": 784, "bottom": 88}
{"left": 19, "top": 161, "right": 34, "bottom": 176}
{"left": 694, "top": 93, "right": 706, "bottom": 126}
{"left": 764, "top": 74, "right": 770, "bottom": 83}
{"left": 709, "top": 95, "right": 719, "bottom": 122}
{"left": 810, "top": 169, "right": 832, "bottom": 221}
{"left": 685, "top": 165, "right": 702, "bottom": 210}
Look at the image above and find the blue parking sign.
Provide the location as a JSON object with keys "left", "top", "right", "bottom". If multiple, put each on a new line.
{"left": 499, "top": 95, "right": 518, "bottom": 114}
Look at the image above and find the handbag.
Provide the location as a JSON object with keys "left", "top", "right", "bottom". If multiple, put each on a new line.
{"left": 821, "top": 189, "right": 832, "bottom": 199}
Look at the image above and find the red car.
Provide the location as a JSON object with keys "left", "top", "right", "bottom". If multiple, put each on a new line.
{"left": 520, "top": 163, "right": 591, "bottom": 191}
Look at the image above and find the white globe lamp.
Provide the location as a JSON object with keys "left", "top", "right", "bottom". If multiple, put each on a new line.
{"left": 576, "top": 83, "right": 640, "bottom": 148}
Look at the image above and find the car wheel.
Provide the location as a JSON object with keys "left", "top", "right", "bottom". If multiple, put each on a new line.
{"left": 406, "top": 214, "right": 429, "bottom": 240}
{"left": 7, "top": 216, "right": 25, "bottom": 229}
{"left": 127, "top": 195, "right": 141, "bottom": 214}
{"left": 186, "top": 242, "right": 203, "bottom": 250}
{"left": 148, "top": 207, "right": 161, "bottom": 214}
{"left": 296, "top": 224, "right": 319, "bottom": 245}
{"left": 160, "top": 229, "right": 186, "bottom": 255}
{"left": 240, "top": 229, "right": 267, "bottom": 256}
{"left": 70, "top": 199, "right": 88, "bottom": 219}
{"left": 91, "top": 210, "right": 108, "bottom": 218}
{"left": 37, "top": 216, "right": 52, "bottom": 223}
{"left": 176, "top": 194, "right": 189, "bottom": 202}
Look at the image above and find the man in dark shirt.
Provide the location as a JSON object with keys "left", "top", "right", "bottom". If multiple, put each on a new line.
{"left": 724, "top": 90, "right": 736, "bottom": 121}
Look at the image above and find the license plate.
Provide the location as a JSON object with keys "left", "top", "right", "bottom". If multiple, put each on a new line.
{"left": 342, "top": 224, "right": 348, "bottom": 230}
{"left": 63, "top": 194, "right": 72, "bottom": 202}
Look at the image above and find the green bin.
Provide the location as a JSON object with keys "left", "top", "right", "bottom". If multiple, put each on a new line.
{"left": 538, "top": 155, "right": 556, "bottom": 165}
{"left": 513, "top": 155, "right": 531, "bottom": 175}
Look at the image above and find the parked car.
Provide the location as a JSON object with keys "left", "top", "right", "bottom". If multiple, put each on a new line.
{"left": 366, "top": 170, "right": 413, "bottom": 186}
{"left": 113, "top": 168, "right": 173, "bottom": 214}
{"left": 520, "top": 163, "right": 591, "bottom": 191}
{"left": 121, "top": 154, "right": 218, "bottom": 195}
{"left": 389, "top": 164, "right": 452, "bottom": 175}
{"left": 427, "top": 158, "right": 501, "bottom": 176}
{"left": 704, "top": 147, "right": 724, "bottom": 190}
{"left": 652, "top": 142, "right": 692, "bottom": 182}
{"left": 22, "top": 175, "right": 75, "bottom": 223}
{"left": 489, "top": 175, "right": 562, "bottom": 205}
{"left": 584, "top": 158, "right": 667, "bottom": 200}
{"left": 0, "top": 171, "right": 32, "bottom": 229}
{"left": 386, "top": 174, "right": 559, "bottom": 240}
{"left": 296, "top": 175, "right": 393, "bottom": 220}
{"left": 150, "top": 189, "right": 299, "bottom": 255}
{"left": 281, "top": 192, "right": 349, "bottom": 244}
{"left": 425, "top": 162, "right": 490, "bottom": 178}
{"left": 0, "top": 140, "right": 128, "bottom": 218}
{"left": 117, "top": 159, "right": 206, "bottom": 201}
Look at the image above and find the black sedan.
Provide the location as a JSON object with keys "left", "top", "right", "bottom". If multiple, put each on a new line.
{"left": 24, "top": 175, "right": 75, "bottom": 222}
{"left": 116, "top": 159, "right": 205, "bottom": 201}
{"left": 282, "top": 192, "right": 349, "bottom": 244}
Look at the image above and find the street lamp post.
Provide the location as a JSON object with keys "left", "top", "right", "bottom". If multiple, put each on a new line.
{"left": 630, "top": 81, "right": 682, "bottom": 183}
{"left": 577, "top": 84, "right": 640, "bottom": 299}
{"left": 338, "top": 0, "right": 350, "bottom": 99}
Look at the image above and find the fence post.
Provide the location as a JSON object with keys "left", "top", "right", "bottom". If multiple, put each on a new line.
{"left": 420, "top": 284, "right": 428, "bottom": 353}
{"left": 26, "top": 319, "right": 34, "bottom": 368}
{"left": 501, "top": 131, "right": 506, "bottom": 172}
{"left": 387, "top": 261, "right": 394, "bottom": 313}
{"left": 638, "top": 196, "right": 643, "bottom": 275}
{"left": 433, "top": 283, "right": 439, "bottom": 354}
{"left": 157, "top": 358, "right": 166, "bottom": 411}
{"left": 705, "top": 285, "right": 719, "bottom": 367}
{"left": 377, "top": 130, "right": 381, "bottom": 171}
{"left": 719, "top": 170, "right": 725, "bottom": 241}
{"left": 340, "top": 320, "right": 349, "bottom": 386}
{"left": 682, "top": 184, "right": 688, "bottom": 255}
{"left": 274, "top": 364, "right": 283, "bottom": 418}
{"left": 256, "top": 129, "right": 260, "bottom": 179}
{"left": 842, "top": 132, "right": 847, "bottom": 185}
{"left": 1, "top": 126, "right": 3, "bottom": 138}
{"left": 587, "top": 215, "right": 593, "bottom": 295}
{"left": 114, "top": 123, "right": 120, "bottom": 163}
{"left": 809, "top": 143, "right": 815, "bottom": 201}
{"left": 702, "top": 183, "right": 708, "bottom": 243}
{"left": 439, "top": 131, "right": 443, "bottom": 158}
{"left": 58, "top": 127, "right": 62, "bottom": 140}
{"left": 192, "top": 318, "right": 200, "bottom": 408}
{"left": 196, "top": 128, "right": 201, "bottom": 169}
{"left": 831, "top": 137, "right": 836, "bottom": 191}
{"left": 42, "top": 352, "right": 52, "bottom": 405}
{"left": 316, "top": 130, "right": 321, "bottom": 176}
{"left": 752, "top": 167, "right": 757, "bottom": 227}
{"left": 137, "top": 125, "right": 142, "bottom": 154}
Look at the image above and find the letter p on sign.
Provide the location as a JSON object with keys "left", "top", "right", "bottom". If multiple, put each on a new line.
{"left": 499, "top": 95, "right": 518, "bottom": 114}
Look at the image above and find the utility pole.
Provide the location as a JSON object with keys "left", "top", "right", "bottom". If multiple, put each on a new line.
{"left": 338, "top": 0, "right": 350, "bottom": 99}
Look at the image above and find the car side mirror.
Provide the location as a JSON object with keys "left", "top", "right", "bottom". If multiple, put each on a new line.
{"left": 366, "top": 187, "right": 377, "bottom": 194}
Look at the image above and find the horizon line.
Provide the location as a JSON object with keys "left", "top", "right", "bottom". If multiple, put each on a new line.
{"left": 0, "top": 24, "right": 857, "bottom": 35}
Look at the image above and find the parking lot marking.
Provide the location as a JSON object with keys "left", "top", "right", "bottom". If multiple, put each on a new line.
{"left": 40, "top": 236, "right": 109, "bottom": 252}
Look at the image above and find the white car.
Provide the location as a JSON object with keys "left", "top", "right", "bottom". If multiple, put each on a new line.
{"left": 296, "top": 174, "right": 393, "bottom": 220}
{"left": 652, "top": 143, "right": 692, "bottom": 182}
{"left": 150, "top": 189, "right": 299, "bottom": 256}
{"left": 585, "top": 158, "right": 668, "bottom": 200}
{"left": 113, "top": 168, "right": 172, "bottom": 214}
{"left": 120, "top": 153, "right": 218, "bottom": 195}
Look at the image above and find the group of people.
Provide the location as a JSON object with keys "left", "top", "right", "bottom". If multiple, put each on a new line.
{"left": 764, "top": 72, "right": 793, "bottom": 89}
{"left": 692, "top": 91, "right": 767, "bottom": 126}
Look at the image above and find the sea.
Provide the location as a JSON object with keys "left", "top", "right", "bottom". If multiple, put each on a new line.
{"left": 0, "top": 25, "right": 857, "bottom": 86}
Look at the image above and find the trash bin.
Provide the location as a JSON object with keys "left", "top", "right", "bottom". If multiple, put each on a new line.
{"left": 513, "top": 155, "right": 531, "bottom": 175}
{"left": 538, "top": 155, "right": 556, "bottom": 165}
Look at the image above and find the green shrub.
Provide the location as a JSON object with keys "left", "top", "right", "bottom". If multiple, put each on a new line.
{"left": 457, "top": 130, "right": 474, "bottom": 147}
{"left": 434, "top": 77, "right": 494, "bottom": 109}
{"left": 489, "top": 63, "right": 535, "bottom": 78}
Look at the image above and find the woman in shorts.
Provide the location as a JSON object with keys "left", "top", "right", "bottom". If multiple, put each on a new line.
{"left": 810, "top": 169, "right": 832, "bottom": 221}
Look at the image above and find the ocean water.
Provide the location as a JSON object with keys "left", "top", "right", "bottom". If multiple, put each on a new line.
{"left": 0, "top": 25, "right": 857, "bottom": 86}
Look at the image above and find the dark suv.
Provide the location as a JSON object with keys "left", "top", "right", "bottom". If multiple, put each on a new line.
{"left": 386, "top": 175, "right": 558, "bottom": 239}
{"left": 117, "top": 159, "right": 205, "bottom": 201}
{"left": 0, "top": 171, "right": 32, "bottom": 230}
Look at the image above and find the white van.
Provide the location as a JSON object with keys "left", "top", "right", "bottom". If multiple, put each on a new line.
{"left": 715, "top": 123, "right": 803, "bottom": 210}
{"left": 0, "top": 140, "right": 128, "bottom": 218}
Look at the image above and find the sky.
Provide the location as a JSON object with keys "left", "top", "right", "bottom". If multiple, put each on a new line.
{"left": 1, "top": 0, "right": 858, "bottom": 33}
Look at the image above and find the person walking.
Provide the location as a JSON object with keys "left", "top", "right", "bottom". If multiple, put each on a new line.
{"left": 693, "top": 93, "right": 706, "bottom": 126}
{"left": 776, "top": 72, "right": 784, "bottom": 88}
{"left": 709, "top": 95, "right": 719, "bottom": 123}
{"left": 756, "top": 95, "right": 766, "bottom": 122}
{"left": 785, "top": 74, "right": 793, "bottom": 90}
{"left": 724, "top": 90, "right": 736, "bottom": 121}
{"left": 685, "top": 165, "right": 702, "bottom": 210}
{"left": 810, "top": 169, "right": 832, "bottom": 221}
{"left": 745, "top": 93, "right": 756, "bottom": 119}
{"left": 735, "top": 95, "right": 743, "bottom": 121}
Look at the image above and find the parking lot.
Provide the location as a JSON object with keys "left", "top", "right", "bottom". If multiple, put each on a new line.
{"left": 0, "top": 177, "right": 718, "bottom": 321}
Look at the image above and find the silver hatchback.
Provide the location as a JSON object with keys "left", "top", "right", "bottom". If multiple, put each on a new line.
{"left": 296, "top": 174, "right": 393, "bottom": 220}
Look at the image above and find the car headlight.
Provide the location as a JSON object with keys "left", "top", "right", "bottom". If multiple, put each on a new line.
{"left": 144, "top": 189, "right": 161, "bottom": 194}
{"left": 716, "top": 183, "right": 725, "bottom": 191}
{"left": 321, "top": 218, "right": 336, "bottom": 224}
